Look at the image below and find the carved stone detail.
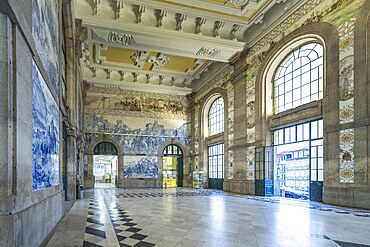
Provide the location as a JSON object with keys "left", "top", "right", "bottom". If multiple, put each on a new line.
{"left": 154, "top": 9, "right": 167, "bottom": 28}
{"left": 230, "top": 24, "right": 242, "bottom": 41}
{"left": 132, "top": 5, "right": 145, "bottom": 24}
{"left": 195, "top": 17, "right": 206, "bottom": 35}
{"left": 93, "top": 0, "right": 102, "bottom": 16}
{"left": 175, "top": 13, "right": 187, "bottom": 31}
{"left": 213, "top": 21, "right": 225, "bottom": 38}
{"left": 115, "top": 1, "right": 125, "bottom": 20}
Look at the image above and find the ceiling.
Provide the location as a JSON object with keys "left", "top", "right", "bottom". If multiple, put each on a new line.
{"left": 75, "top": 0, "right": 306, "bottom": 95}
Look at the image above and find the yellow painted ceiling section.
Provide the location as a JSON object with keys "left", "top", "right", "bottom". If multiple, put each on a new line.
{"left": 163, "top": 56, "right": 198, "bottom": 72}
{"left": 100, "top": 47, "right": 136, "bottom": 65}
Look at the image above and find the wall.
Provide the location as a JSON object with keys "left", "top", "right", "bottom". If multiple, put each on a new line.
{"left": 244, "top": 0, "right": 370, "bottom": 209}
{"left": 0, "top": 0, "right": 64, "bottom": 245}
{"left": 0, "top": 0, "right": 84, "bottom": 245}
{"left": 83, "top": 85, "right": 191, "bottom": 188}
{"left": 192, "top": 0, "right": 370, "bottom": 209}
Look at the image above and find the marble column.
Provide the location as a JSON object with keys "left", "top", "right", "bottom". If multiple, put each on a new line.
{"left": 66, "top": 127, "right": 77, "bottom": 200}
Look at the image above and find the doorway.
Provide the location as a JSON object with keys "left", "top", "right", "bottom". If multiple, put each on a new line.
{"left": 93, "top": 141, "right": 118, "bottom": 188}
{"left": 208, "top": 143, "right": 224, "bottom": 190}
{"left": 93, "top": 155, "right": 118, "bottom": 188}
{"left": 273, "top": 120, "right": 323, "bottom": 201}
{"left": 162, "top": 144, "right": 183, "bottom": 188}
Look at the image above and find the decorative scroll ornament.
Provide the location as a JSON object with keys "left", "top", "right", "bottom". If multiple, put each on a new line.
{"left": 196, "top": 47, "right": 220, "bottom": 58}
{"left": 108, "top": 32, "right": 133, "bottom": 45}
{"left": 131, "top": 51, "right": 170, "bottom": 69}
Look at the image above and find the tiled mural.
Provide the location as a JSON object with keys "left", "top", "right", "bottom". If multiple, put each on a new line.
{"left": 32, "top": 61, "right": 59, "bottom": 190}
{"left": 84, "top": 116, "right": 190, "bottom": 155}
{"left": 84, "top": 84, "right": 191, "bottom": 180}
{"left": 246, "top": 79, "right": 256, "bottom": 144}
{"left": 32, "top": 0, "right": 59, "bottom": 95}
{"left": 338, "top": 19, "right": 356, "bottom": 125}
{"left": 85, "top": 86, "right": 190, "bottom": 121}
{"left": 339, "top": 129, "right": 355, "bottom": 183}
{"left": 124, "top": 156, "right": 158, "bottom": 178}
{"left": 227, "top": 87, "right": 234, "bottom": 179}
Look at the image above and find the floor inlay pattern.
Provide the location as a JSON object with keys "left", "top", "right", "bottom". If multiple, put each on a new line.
{"left": 83, "top": 198, "right": 107, "bottom": 247}
{"left": 107, "top": 203, "right": 155, "bottom": 247}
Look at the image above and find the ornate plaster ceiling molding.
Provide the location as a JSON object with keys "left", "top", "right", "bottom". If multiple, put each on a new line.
{"left": 83, "top": 25, "right": 245, "bottom": 62}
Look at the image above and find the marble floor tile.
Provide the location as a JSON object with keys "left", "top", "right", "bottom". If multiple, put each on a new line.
{"left": 47, "top": 188, "right": 370, "bottom": 247}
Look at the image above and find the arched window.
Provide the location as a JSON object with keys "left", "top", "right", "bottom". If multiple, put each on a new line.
{"left": 208, "top": 97, "right": 224, "bottom": 136}
{"left": 273, "top": 42, "right": 324, "bottom": 113}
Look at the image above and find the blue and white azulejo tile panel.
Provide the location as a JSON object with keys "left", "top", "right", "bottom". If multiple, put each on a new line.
{"left": 124, "top": 156, "right": 158, "bottom": 178}
{"left": 32, "top": 0, "right": 59, "bottom": 95}
{"left": 32, "top": 60, "right": 60, "bottom": 190}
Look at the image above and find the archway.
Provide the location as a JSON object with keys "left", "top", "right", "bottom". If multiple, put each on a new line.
{"left": 93, "top": 141, "right": 118, "bottom": 188}
{"left": 162, "top": 144, "right": 183, "bottom": 188}
{"left": 158, "top": 139, "right": 190, "bottom": 188}
{"left": 86, "top": 136, "right": 124, "bottom": 189}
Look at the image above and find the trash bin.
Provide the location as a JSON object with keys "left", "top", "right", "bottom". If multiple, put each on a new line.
{"left": 77, "top": 185, "right": 84, "bottom": 199}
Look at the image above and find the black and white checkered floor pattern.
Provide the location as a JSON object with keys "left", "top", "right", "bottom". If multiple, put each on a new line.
{"left": 107, "top": 204, "right": 155, "bottom": 247}
{"left": 82, "top": 194, "right": 155, "bottom": 247}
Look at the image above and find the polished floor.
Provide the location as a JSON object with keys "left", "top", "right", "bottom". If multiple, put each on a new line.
{"left": 46, "top": 188, "right": 370, "bottom": 247}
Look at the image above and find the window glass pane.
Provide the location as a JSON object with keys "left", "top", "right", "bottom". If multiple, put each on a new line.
{"left": 303, "top": 123, "right": 310, "bottom": 140}
{"left": 318, "top": 158, "right": 323, "bottom": 169}
{"left": 278, "top": 129, "right": 284, "bottom": 144}
{"left": 311, "top": 121, "right": 318, "bottom": 139}
{"left": 311, "top": 170, "right": 317, "bottom": 181}
{"left": 318, "top": 119, "right": 323, "bottom": 138}
{"left": 318, "top": 170, "right": 323, "bottom": 181}
{"left": 290, "top": 126, "right": 296, "bottom": 143}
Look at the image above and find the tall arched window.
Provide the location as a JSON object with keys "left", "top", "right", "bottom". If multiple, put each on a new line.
{"left": 274, "top": 43, "right": 324, "bottom": 113}
{"left": 208, "top": 97, "right": 224, "bottom": 136}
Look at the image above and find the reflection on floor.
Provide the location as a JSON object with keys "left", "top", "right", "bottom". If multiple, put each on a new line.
{"left": 46, "top": 188, "right": 370, "bottom": 247}
{"left": 95, "top": 182, "right": 116, "bottom": 189}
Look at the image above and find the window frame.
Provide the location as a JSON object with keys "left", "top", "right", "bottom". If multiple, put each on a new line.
{"left": 273, "top": 42, "right": 324, "bottom": 114}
